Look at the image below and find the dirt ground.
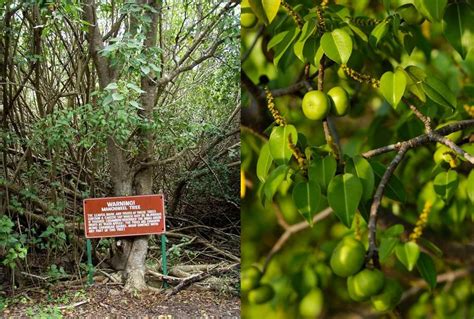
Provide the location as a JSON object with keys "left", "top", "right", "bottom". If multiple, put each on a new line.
{"left": 1, "top": 283, "right": 240, "bottom": 318}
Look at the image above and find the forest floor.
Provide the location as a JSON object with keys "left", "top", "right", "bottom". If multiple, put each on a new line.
{"left": 0, "top": 283, "right": 240, "bottom": 318}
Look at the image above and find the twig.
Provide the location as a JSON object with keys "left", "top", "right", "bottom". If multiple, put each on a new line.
{"left": 403, "top": 98, "right": 432, "bottom": 132}
{"left": 401, "top": 267, "right": 474, "bottom": 301}
{"left": 367, "top": 145, "right": 408, "bottom": 267}
{"left": 58, "top": 299, "right": 89, "bottom": 310}
{"left": 262, "top": 207, "right": 332, "bottom": 274}
{"left": 164, "top": 263, "right": 239, "bottom": 296}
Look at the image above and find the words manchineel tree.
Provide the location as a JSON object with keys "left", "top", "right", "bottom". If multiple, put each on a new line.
{"left": 241, "top": 0, "right": 474, "bottom": 317}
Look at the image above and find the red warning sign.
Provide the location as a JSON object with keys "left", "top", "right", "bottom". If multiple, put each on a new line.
{"left": 83, "top": 194, "right": 166, "bottom": 238}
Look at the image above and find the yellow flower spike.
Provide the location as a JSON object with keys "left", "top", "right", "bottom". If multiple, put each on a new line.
{"left": 241, "top": 169, "right": 246, "bottom": 199}
{"left": 409, "top": 201, "right": 432, "bottom": 242}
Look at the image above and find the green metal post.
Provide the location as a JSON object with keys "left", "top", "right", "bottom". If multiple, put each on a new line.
{"left": 86, "top": 239, "right": 94, "bottom": 285}
{"left": 161, "top": 234, "right": 168, "bottom": 288}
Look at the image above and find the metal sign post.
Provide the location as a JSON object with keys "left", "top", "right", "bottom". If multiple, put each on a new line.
{"left": 161, "top": 234, "right": 168, "bottom": 288}
{"left": 86, "top": 238, "right": 94, "bottom": 285}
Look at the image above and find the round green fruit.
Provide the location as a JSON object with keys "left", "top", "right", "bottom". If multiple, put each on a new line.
{"left": 328, "top": 86, "right": 350, "bottom": 117}
{"left": 248, "top": 284, "right": 275, "bottom": 304}
{"left": 330, "top": 237, "right": 365, "bottom": 277}
{"left": 299, "top": 288, "right": 324, "bottom": 318}
{"left": 241, "top": 0, "right": 257, "bottom": 29}
{"left": 398, "top": 4, "right": 424, "bottom": 25}
{"left": 434, "top": 293, "right": 457, "bottom": 315}
{"left": 302, "top": 90, "right": 331, "bottom": 120}
{"left": 347, "top": 269, "right": 385, "bottom": 301}
{"left": 241, "top": 266, "right": 262, "bottom": 292}
{"left": 371, "top": 278, "right": 403, "bottom": 312}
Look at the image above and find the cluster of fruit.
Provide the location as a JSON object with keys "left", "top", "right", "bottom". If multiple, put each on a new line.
{"left": 301, "top": 87, "right": 349, "bottom": 120}
{"left": 330, "top": 236, "right": 402, "bottom": 312}
{"left": 241, "top": 266, "right": 274, "bottom": 305}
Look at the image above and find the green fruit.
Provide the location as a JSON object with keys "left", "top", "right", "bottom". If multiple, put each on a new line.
{"left": 248, "top": 284, "right": 275, "bottom": 304}
{"left": 398, "top": 4, "right": 424, "bottom": 25}
{"left": 347, "top": 276, "right": 368, "bottom": 302}
{"left": 371, "top": 278, "right": 403, "bottom": 312}
{"left": 299, "top": 288, "right": 324, "bottom": 318}
{"left": 314, "top": 262, "right": 332, "bottom": 288}
{"left": 241, "top": 266, "right": 262, "bottom": 292}
{"left": 330, "top": 237, "right": 365, "bottom": 277}
{"left": 302, "top": 90, "right": 331, "bottom": 120}
{"left": 347, "top": 269, "right": 385, "bottom": 301}
{"left": 241, "top": 0, "right": 257, "bottom": 29}
{"left": 328, "top": 87, "right": 350, "bottom": 116}
{"left": 434, "top": 293, "right": 457, "bottom": 315}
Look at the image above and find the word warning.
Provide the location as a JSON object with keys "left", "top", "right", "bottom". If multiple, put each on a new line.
{"left": 83, "top": 194, "right": 166, "bottom": 238}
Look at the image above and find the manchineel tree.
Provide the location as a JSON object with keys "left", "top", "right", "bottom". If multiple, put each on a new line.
{"left": 0, "top": 0, "right": 239, "bottom": 294}
{"left": 241, "top": 0, "right": 473, "bottom": 317}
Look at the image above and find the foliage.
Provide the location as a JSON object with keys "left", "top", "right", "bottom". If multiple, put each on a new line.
{"left": 242, "top": 0, "right": 474, "bottom": 317}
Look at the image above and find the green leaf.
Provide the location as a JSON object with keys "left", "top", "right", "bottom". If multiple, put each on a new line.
{"left": 384, "top": 224, "right": 405, "bottom": 237}
{"left": 272, "top": 28, "right": 300, "bottom": 67}
{"left": 105, "top": 82, "right": 118, "bottom": 90}
{"left": 433, "top": 170, "right": 459, "bottom": 202}
{"left": 263, "top": 165, "right": 288, "bottom": 203}
{"left": 380, "top": 70, "right": 406, "bottom": 108}
{"left": 126, "top": 82, "right": 145, "bottom": 94}
{"left": 345, "top": 156, "right": 375, "bottom": 201}
{"left": 369, "top": 20, "right": 389, "bottom": 48}
{"left": 268, "top": 31, "right": 288, "bottom": 50}
{"left": 422, "top": 76, "right": 456, "bottom": 110}
{"left": 417, "top": 252, "right": 437, "bottom": 289}
{"left": 379, "top": 237, "right": 399, "bottom": 262}
{"left": 140, "top": 65, "right": 151, "bottom": 75}
{"left": 257, "top": 143, "right": 273, "bottom": 182}
{"left": 248, "top": 0, "right": 281, "bottom": 25}
{"left": 443, "top": 2, "right": 474, "bottom": 59}
{"left": 269, "top": 125, "right": 298, "bottom": 165}
{"left": 327, "top": 173, "right": 363, "bottom": 228}
{"left": 294, "top": 21, "right": 317, "bottom": 62}
{"left": 308, "top": 155, "right": 337, "bottom": 193}
{"left": 396, "top": 241, "right": 420, "bottom": 271}
{"left": 321, "top": 29, "right": 353, "bottom": 64}
{"left": 292, "top": 181, "right": 322, "bottom": 225}
{"left": 418, "top": 237, "right": 443, "bottom": 258}
{"left": 404, "top": 65, "right": 426, "bottom": 102}
{"left": 347, "top": 22, "right": 368, "bottom": 42}
{"left": 371, "top": 161, "right": 407, "bottom": 202}
{"left": 129, "top": 101, "right": 144, "bottom": 110}
{"left": 467, "top": 170, "right": 474, "bottom": 204}
{"left": 112, "top": 93, "right": 124, "bottom": 101}
{"left": 414, "top": 0, "right": 447, "bottom": 22}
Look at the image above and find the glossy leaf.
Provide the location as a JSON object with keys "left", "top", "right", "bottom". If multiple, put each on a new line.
{"left": 379, "top": 237, "right": 399, "bottom": 262}
{"left": 417, "top": 252, "right": 437, "bottom": 289}
{"left": 443, "top": 2, "right": 474, "bottom": 59}
{"left": 248, "top": 0, "right": 281, "bottom": 25}
{"left": 369, "top": 20, "right": 389, "bottom": 48}
{"left": 272, "top": 28, "right": 300, "bottom": 67}
{"left": 396, "top": 241, "right": 420, "bottom": 271}
{"left": 345, "top": 156, "right": 375, "bottom": 201}
{"left": 294, "top": 21, "right": 317, "bottom": 62}
{"left": 292, "top": 181, "right": 322, "bottom": 225}
{"left": 380, "top": 70, "right": 406, "bottom": 108}
{"left": 321, "top": 29, "right": 353, "bottom": 64}
{"left": 467, "top": 170, "right": 474, "bottom": 204}
{"left": 257, "top": 143, "right": 273, "bottom": 182}
{"left": 327, "top": 174, "right": 363, "bottom": 228}
{"left": 269, "top": 125, "right": 298, "bottom": 165}
{"left": 404, "top": 65, "right": 426, "bottom": 102}
{"left": 263, "top": 165, "right": 288, "bottom": 203}
{"left": 433, "top": 170, "right": 459, "bottom": 202}
{"left": 371, "top": 161, "right": 407, "bottom": 202}
{"left": 414, "top": 0, "right": 447, "bottom": 22}
{"left": 422, "top": 76, "right": 456, "bottom": 110}
{"left": 308, "top": 155, "right": 337, "bottom": 193}
{"left": 384, "top": 224, "right": 405, "bottom": 237}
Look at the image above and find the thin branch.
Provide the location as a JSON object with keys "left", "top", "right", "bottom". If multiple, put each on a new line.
{"left": 432, "top": 133, "right": 474, "bottom": 164}
{"left": 262, "top": 207, "right": 332, "bottom": 274}
{"left": 402, "top": 97, "right": 432, "bottom": 132}
{"left": 367, "top": 145, "right": 408, "bottom": 267}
